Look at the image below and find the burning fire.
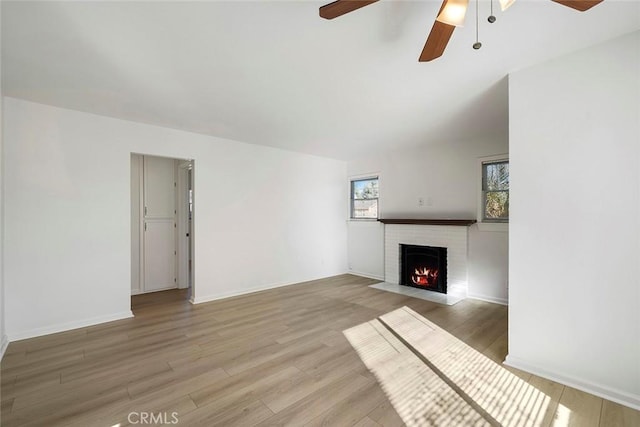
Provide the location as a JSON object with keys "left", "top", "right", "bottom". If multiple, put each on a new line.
{"left": 411, "top": 267, "right": 439, "bottom": 287}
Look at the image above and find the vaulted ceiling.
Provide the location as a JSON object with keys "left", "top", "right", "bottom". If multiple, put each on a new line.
{"left": 2, "top": 1, "right": 639, "bottom": 160}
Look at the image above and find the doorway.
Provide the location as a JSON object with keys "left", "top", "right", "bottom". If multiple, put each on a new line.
{"left": 131, "top": 154, "right": 194, "bottom": 300}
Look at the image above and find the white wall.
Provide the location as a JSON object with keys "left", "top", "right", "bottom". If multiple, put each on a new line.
{"left": 508, "top": 31, "right": 640, "bottom": 409}
{"left": 0, "top": 0, "right": 7, "bottom": 359}
{"left": 3, "top": 97, "right": 348, "bottom": 340}
{"left": 348, "top": 135, "right": 509, "bottom": 304}
{"left": 347, "top": 220, "right": 385, "bottom": 280}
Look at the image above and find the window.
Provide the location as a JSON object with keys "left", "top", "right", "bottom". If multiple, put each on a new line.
{"left": 482, "top": 159, "right": 509, "bottom": 222}
{"left": 350, "top": 177, "right": 379, "bottom": 219}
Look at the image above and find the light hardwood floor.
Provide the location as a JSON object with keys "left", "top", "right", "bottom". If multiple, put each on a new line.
{"left": 1, "top": 274, "right": 638, "bottom": 426}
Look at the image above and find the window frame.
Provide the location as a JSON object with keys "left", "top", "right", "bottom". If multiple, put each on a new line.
{"left": 477, "top": 155, "right": 509, "bottom": 231}
{"left": 349, "top": 175, "right": 379, "bottom": 220}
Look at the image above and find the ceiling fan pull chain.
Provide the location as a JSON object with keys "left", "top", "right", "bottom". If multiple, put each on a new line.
{"left": 473, "top": 0, "right": 482, "bottom": 49}
{"left": 489, "top": 0, "right": 497, "bottom": 23}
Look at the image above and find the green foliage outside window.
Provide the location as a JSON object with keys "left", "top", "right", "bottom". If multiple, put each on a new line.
{"left": 483, "top": 161, "right": 509, "bottom": 222}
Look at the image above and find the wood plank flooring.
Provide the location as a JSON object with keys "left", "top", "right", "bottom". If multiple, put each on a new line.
{"left": 1, "top": 274, "right": 638, "bottom": 426}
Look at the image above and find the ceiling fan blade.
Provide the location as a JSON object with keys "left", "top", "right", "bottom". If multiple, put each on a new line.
{"left": 551, "top": 0, "right": 603, "bottom": 12}
{"left": 419, "top": 1, "right": 456, "bottom": 62}
{"left": 319, "top": 0, "right": 379, "bottom": 20}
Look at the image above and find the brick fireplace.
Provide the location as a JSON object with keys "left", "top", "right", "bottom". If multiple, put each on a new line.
{"left": 381, "top": 219, "right": 474, "bottom": 302}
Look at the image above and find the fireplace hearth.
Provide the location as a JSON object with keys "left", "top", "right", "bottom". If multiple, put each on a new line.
{"left": 400, "top": 244, "right": 447, "bottom": 294}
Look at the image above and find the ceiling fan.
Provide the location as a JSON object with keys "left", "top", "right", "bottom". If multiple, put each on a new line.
{"left": 319, "top": 0, "right": 604, "bottom": 61}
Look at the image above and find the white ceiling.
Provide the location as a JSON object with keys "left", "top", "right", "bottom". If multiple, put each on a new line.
{"left": 2, "top": 1, "right": 639, "bottom": 160}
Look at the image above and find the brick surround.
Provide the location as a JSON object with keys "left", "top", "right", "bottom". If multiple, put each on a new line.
{"left": 384, "top": 224, "right": 469, "bottom": 296}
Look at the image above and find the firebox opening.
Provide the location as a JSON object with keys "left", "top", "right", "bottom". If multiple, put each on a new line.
{"left": 400, "top": 244, "right": 447, "bottom": 294}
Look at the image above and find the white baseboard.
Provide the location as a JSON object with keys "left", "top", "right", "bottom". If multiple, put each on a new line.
{"left": 1, "top": 334, "right": 9, "bottom": 360}
{"left": 192, "top": 273, "right": 348, "bottom": 305}
{"left": 504, "top": 354, "right": 640, "bottom": 411}
{"left": 347, "top": 270, "right": 385, "bottom": 281}
{"left": 8, "top": 311, "right": 134, "bottom": 342}
{"left": 192, "top": 284, "right": 288, "bottom": 304}
{"left": 467, "top": 292, "right": 509, "bottom": 306}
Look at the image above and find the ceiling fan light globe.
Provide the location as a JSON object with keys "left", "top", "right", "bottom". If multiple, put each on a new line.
{"left": 436, "top": 0, "right": 469, "bottom": 27}
{"left": 499, "top": 0, "right": 516, "bottom": 11}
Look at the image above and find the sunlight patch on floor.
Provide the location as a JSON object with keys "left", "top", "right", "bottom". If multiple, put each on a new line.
{"left": 552, "top": 404, "right": 571, "bottom": 427}
{"left": 344, "top": 306, "right": 568, "bottom": 427}
{"left": 344, "top": 320, "right": 490, "bottom": 426}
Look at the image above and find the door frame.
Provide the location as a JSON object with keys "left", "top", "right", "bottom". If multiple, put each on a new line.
{"left": 177, "top": 161, "right": 193, "bottom": 293}
{"left": 131, "top": 154, "right": 144, "bottom": 295}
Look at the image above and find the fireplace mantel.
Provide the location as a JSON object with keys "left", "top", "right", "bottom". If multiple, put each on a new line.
{"left": 378, "top": 219, "right": 476, "bottom": 226}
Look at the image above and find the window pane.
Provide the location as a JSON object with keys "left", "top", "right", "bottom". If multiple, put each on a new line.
{"left": 352, "top": 199, "right": 378, "bottom": 218}
{"left": 351, "top": 177, "right": 379, "bottom": 219}
{"left": 484, "top": 162, "right": 509, "bottom": 191}
{"left": 353, "top": 178, "right": 379, "bottom": 200}
{"left": 485, "top": 191, "right": 509, "bottom": 220}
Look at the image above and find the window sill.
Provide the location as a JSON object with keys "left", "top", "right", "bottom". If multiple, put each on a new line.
{"left": 477, "top": 222, "right": 509, "bottom": 232}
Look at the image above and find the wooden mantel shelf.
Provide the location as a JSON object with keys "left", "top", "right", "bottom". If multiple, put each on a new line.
{"left": 378, "top": 218, "right": 477, "bottom": 226}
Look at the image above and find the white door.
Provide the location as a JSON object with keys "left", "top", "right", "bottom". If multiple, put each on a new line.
{"left": 143, "top": 155, "right": 177, "bottom": 292}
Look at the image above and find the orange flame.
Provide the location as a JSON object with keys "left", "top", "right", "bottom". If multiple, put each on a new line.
{"left": 411, "top": 267, "right": 439, "bottom": 286}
